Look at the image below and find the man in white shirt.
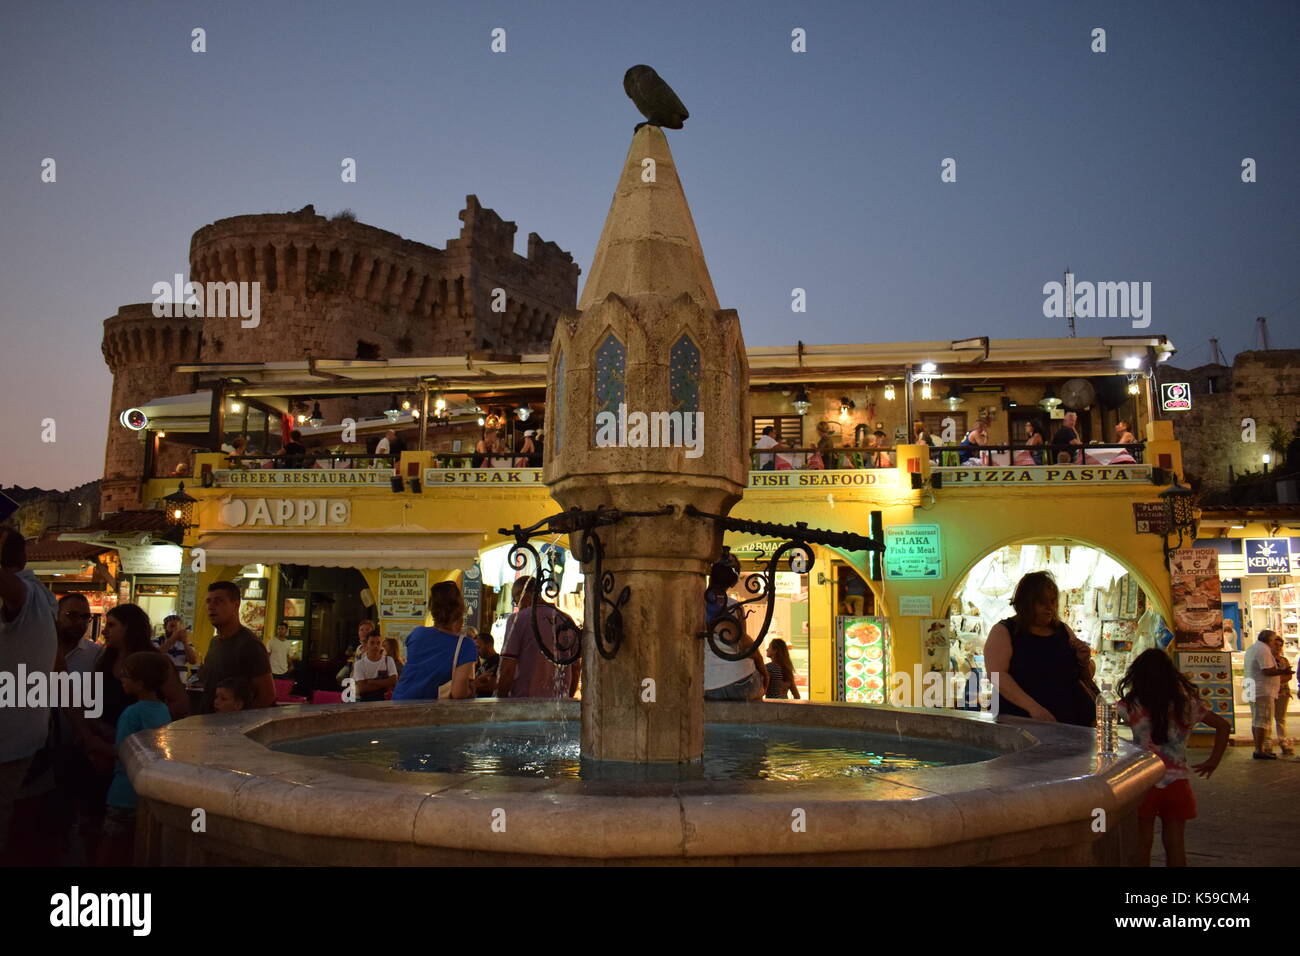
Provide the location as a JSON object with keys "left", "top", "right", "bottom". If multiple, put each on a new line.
{"left": 266, "top": 623, "right": 296, "bottom": 679}
{"left": 0, "top": 528, "right": 58, "bottom": 858}
{"left": 351, "top": 631, "right": 398, "bottom": 702}
{"left": 1244, "top": 630, "right": 1290, "bottom": 759}
{"left": 755, "top": 426, "right": 782, "bottom": 470}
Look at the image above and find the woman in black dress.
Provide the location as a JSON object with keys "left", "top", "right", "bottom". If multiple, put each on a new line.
{"left": 984, "top": 571, "right": 1096, "bottom": 726}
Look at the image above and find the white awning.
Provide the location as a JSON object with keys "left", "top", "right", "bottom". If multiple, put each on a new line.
{"left": 195, "top": 531, "right": 485, "bottom": 570}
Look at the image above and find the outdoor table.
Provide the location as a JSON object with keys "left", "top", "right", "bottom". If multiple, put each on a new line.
{"left": 1084, "top": 447, "right": 1135, "bottom": 465}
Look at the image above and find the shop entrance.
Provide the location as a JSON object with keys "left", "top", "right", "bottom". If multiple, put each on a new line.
{"left": 278, "top": 564, "right": 371, "bottom": 691}
{"left": 941, "top": 542, "right": 1163, "bottom": 700}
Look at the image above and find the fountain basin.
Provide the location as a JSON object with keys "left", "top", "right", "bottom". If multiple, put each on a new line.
{"left": 124, "top": 700, "right": 1162, "bottom": 866}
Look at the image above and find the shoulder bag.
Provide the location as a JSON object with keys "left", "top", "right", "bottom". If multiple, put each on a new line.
{"left": 437, "top": 634, "right": 470, "bottom": 699}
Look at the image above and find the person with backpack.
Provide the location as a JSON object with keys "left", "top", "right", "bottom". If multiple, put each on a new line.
{"left": 1116, "top": 648, "right": 1230, "bottom": 866}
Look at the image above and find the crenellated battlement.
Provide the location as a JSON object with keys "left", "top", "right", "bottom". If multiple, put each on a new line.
{"left": 102, "top": 304, "right": 202, "bottom": 373}
{"left": 186, "top": 199, "right": 578, "bottom": 359}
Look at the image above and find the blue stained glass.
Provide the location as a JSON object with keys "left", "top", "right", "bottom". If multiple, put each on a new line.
{"left": 593, "top": 333, "right": 626, "bottom": 441}
{"left": 671, "top": 334, "right": 701, "bottom": 414}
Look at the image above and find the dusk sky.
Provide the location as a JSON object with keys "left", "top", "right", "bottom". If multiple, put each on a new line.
{"left": 2, "top": 0, "right": 1297, "bottom": 490}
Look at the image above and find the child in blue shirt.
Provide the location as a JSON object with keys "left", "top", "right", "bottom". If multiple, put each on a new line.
{"left": 99, "top": 651, "right": 173, "bottom": 865}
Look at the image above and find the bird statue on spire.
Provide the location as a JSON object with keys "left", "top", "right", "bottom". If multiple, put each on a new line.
{"left": 623, "top": 65, "right": 689, "bottom": 131}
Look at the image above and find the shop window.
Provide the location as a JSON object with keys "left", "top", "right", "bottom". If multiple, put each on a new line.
{"left": 669, "top": 333, "right": 701, "bottom": 415}
{"left": 592, "top": 332, "right": 626, "bottom": 441}
{"left": 752, "top": 415, "right": 802, "bottom": 448}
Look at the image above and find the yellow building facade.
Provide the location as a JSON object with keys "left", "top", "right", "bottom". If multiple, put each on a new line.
{"left": 148, "top": 417, "right": 1184, "bottom": 703}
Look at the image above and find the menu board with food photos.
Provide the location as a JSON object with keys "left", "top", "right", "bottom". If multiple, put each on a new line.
{"left": 836, "top": 616, "right": 890, "bottom": 704}
{"left": 1176, "top": 650, "right": 1236, "bottom": 735}
{"left": 1169, "top": 548, "right": 1224, "bottom": 650}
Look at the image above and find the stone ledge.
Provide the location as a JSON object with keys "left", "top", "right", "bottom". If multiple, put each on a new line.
{"left": 124, "top": 700, "right": 1162, "bottom": 863}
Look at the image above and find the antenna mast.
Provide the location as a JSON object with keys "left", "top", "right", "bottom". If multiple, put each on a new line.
{"left": 1065, "top": 267, "right": 1076, "bottom": 337}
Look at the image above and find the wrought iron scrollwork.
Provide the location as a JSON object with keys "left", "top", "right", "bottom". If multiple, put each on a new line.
{"left": 499, "top": 505, "right": 672, "bottom": 663}
{"left": 687, "top": 504, "right": 883, "bottom": 662}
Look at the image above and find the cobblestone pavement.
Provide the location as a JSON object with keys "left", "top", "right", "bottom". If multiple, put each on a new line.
{"left": 1146, "top": 742, "right": 1300, "bottom": 867}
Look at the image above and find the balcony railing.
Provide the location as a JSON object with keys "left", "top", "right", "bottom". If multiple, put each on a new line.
{"left": 928, "top": 442, "right": 1145, "bottom": 467}
{"left": 749, "top": 445, "right": 898, "bottom": 471}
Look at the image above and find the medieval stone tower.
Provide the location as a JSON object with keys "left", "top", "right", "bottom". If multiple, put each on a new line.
{"left": 101, "top": 304, "right": 203, "bottom": 512}
{"left": 187, "top": 198, "right": 578, "bottom": 362}
{"left": 100, "top": 198, "right": 579, "bottom": 511}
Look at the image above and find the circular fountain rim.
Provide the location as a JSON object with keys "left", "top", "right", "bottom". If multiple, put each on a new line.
{"left": 123, "top": 699, "right": 1163, "bottom": 862}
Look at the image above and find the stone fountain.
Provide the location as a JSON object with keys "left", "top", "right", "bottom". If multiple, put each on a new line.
{"left": 543, "top": 123, "right": 747, "bottom": 765}
{"left": 122, "top": 84, "right": 1164, "bottom": 865}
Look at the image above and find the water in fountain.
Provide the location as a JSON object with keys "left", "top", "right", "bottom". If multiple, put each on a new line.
{"left": 274, "top": 720, "right": 997, "bottom": 781}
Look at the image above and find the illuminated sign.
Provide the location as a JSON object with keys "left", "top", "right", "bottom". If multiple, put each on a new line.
{"left": 939, "top": 465, "right": 1152, "bottom": 485}
{"left": 1160, "top": 382, "right": 1192, "bottom": 412}
{"left": 884, "top": 524, "right": 942, "bottom": 580}
{"left": 218, "top": 498, "right": 350, "bottom": 527}
{"left": 120, "top": 408, "right": 149, "bottom": 430}
{"left": 215, "top": 470, "right": 390, "bottom": 486}
{"left": 1245, "top": 538, "right": 1291, "bottom": 574}
{"left": 380, "top": 569, "right": 427, "bottom": 619}
{"left": 425, "top": 469, "right": 544, "bottom": 485}
{"left": 748, "top": 471, "right": 882, "bottom": 488}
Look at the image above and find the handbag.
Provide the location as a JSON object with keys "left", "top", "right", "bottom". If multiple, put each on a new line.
{"left": 437, "top": 634, "right": 470, "bottom": 699}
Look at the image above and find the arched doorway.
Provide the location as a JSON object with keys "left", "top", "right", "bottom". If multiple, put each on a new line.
{"left": 938, "top": 540, "right": 1168, "bottom": 699}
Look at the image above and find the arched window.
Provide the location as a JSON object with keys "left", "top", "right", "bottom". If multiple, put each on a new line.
{"left": 670, "top": 333, "right": 701, "bottom": 415}
{"left": 593, "top": 332, "right": 626, "bottom": 442}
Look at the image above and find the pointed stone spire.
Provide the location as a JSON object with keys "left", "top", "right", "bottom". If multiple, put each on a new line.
{"left": 578, "top": 125, "right": 719, "bottom": 312}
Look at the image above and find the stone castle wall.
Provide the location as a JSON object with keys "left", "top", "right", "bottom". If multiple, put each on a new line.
{"left": 1164, "top": 350, "right": 1300, "bottom": 491}
{"left": 187, "top": 197, "right": 578, "bottom": 362}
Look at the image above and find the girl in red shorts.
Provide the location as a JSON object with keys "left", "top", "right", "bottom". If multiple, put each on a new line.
{"left": 1116, "top": 649, "right": 1230, "bottom": 866}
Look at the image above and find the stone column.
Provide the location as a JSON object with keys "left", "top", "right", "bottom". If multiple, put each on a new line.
{"left": 544, "top": 126, "right": 748, "bottom": 764}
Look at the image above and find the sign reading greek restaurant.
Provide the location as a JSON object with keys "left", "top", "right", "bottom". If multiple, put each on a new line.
{"left": 380, "top": 569, "right": 427, "bottom": 619}
{"left": 1244, "top": 537, "right": 1292, "bottom": 574}
{"left": 884, "top": 524, "right": 942, "bottom": 580}
{"left": 939, "top": 465, "right": 1152, "bottom": 485}
{"left": 214, "top": 469, "right": 391, "bottom": 486}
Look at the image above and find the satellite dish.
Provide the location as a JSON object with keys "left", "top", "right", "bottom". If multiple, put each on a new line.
{"left": 1059, "top": 378, "right": 1096, "bottom": 410}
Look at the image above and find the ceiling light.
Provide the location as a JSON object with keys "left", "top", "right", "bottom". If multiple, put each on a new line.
{"left": 308, "top": 401, "right": 324, "bottom": 427}
{"left": 883, "top": 383, "right": 895, "bottom": 401}
{"left": 1123, "top": 356, "right": 1142, "bottom": 370}
{"left": 792, "top": 388, "right": 811, "bottom": 416}
{"left": 920, "top": 362, "right": 937, "bottom": 374}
